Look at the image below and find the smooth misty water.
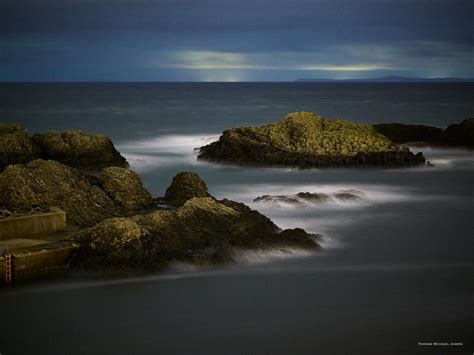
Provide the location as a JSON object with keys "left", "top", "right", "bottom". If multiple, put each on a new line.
{"left": 1, "top": 83, "right": 473, "bottom": 355}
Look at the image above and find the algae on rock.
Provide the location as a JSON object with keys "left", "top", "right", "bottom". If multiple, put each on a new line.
{"left": 32, "top": 130, "right": 127, "bottom": 171}
{"left": 164, "top": 171, "right": 211, "bottom": 205}
{"left": 198, "top": 112, "right": 425, "bottom": 167}
{"left": 0, "top": 159, "right": 122, "bottom": 226}
{"left": 100, "top": 167, "right": 154, "bottom": 210}
{"left": 72, "top": 197, "right": 320, "bottom": 271}
{"left": 0, "top": 160, "right": 154, "bottom": 227}
{"left": 0, "top": 124, "right": 40, "bottom": 171}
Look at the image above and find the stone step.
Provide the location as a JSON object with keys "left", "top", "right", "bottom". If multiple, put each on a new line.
{"left": 0, "top": 207, "right": 67, "bottom": 240}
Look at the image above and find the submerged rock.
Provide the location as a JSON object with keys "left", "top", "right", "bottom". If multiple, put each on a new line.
{"left": 254, "top": 195, "right": 301, "bottom": 204}
{"left": 72, "top": 197, "right": 320, "bottom": 271}
{"left": 373, "top": 123, "right": 442, "bottom": 143}
{"left": 198, "top": 112, "right": 425, "bottom": 168}
{"left": 0, "top": 159, "right": 122, "bottom": 226}
{"left": 0, "top": 124, "right": 40, "bottom": 171}
{"left": 100, "top": 167, "right": 154, "bottom": 210}
{"left": 254, "top": 190, "right": 366, "bottom": 204}
{"left": 333, "top": 189, "right": 367, "bottom": 201}
{"left": 296, "top": 192, "right": 332, "bottom": 202}
{"left": 164, "top": 171, "right": 211, "bottom": 205}
{"left": 32, "top": 130, "right": 128, "bottom": 171}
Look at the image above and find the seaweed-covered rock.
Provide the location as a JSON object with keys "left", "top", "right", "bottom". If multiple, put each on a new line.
{"left": 72, "top": 197, "right": 320, "bottom": 271}
{"left": 430, "top": 118, "right": 474, "bottom": 146}
{"left": 164, "top": 171, "right": 211, "bottom": 205}
{"left": 0, "top": 124, "right": 40, "bottom": 171}
{"left": 373, "top": 123, "right": 442, "bottom": 143}
{"left": 0, "top": 159, "right": 121, "bottom": 226}
{"left": 198, "top": 112, "right": 425, "bottom": 167}
{"left": 32, "top": 130, "right": 127, "bottom": 171}
{"left": 100, "top": 167, "right": 154, "bottom": 210}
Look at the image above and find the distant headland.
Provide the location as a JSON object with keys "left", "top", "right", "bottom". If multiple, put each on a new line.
{"left": 295, "top": 76, "right": 474, "bottom": 83}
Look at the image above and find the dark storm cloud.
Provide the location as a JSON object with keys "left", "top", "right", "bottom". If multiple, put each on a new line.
{"left": 1, "top": 0, "right": 473, "bottom": 81}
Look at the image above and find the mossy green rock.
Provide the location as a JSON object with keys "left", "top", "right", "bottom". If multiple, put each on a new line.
{"left": 0, "top": 124, "right": 40, "bottom": 171}
{"left": 72, "top": 197, "right": 320, "bottom": 271}
{"left": 373, "top": 123, "right": 442, "bottom": 143}
{"left": 164, "top": 171, "right": 211, "bottom": 205}
{"left": 0, "top": 159, "right": 122, "bottom": 226}
{"left": 32, "top": 130, "right": 127, "bottom": 171}
{"left": 100, "top": 167, "right": 154, "bottom": 210}
{"left": 199, "top": 112, "right": 425, "bottom": 167}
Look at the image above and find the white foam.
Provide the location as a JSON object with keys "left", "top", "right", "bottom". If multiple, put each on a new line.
{"left": 407, "top": 146, "right": 474, "bottom": 169}
{"left": 117, "top": 133, "right": 220, "bottom": 171}
{"left": 216, "top": 183, "right": 417, "bottom": 209}
{"left": 232, "top": 247, "right": 315, "bottom": 265}
{"left": 118, "top": 133, "right": 220, "bottom": 154}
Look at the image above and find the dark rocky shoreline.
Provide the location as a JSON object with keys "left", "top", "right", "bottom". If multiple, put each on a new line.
{"left": 373, "top": 118, "right": 474, "bottom": 146}
{"left": 1, "top": 114, "right": 471, "bottom": 280}
{"left": 0, "top": 124, "right": 320, "bottom": 277}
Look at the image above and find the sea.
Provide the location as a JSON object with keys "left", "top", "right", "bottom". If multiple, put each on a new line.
{"left": 0, "top": 82, "right": 473, "bottom": 355}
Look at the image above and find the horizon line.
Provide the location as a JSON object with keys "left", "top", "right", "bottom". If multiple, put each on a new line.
{"left": 2, "top": 79, "right": 474, "bottom": 84}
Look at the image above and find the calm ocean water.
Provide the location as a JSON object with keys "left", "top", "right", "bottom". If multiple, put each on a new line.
{"left": 1, "top": 83, "right": 473, "bottom": 354}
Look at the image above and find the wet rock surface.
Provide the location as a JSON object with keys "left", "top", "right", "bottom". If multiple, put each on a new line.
{"left": 0, "top": 124, "right": 40, "bottom": 171}
{"left": 100, "top": 167, "right": 154, "bottom": 210}
{"left": 1, "top": 123, "right": 128, "bottom": 172}
{"left": 72, "top": 197, "right": 320, "bottom": 271}
{"left": 0, "top": 122, "right": 325, "bottom": 276}
{"left": 198, "top": 112, "right": 425, "bottom": 168}
{"left": 32, "top": 130, "right": 128, "bottom": 171}
{"left": 0, "top": 159, "right": 122, "bottom": 226}
{"left": 164, "top": 171, "right": 211, "bottom": 205}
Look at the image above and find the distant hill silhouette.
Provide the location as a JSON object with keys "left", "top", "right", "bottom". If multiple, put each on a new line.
{"left": 295, "top": 76, "right": 474, "bottom": 83}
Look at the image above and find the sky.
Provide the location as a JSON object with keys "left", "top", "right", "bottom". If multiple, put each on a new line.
{"left": 1, "top": 0, "right": 473, "bottom": 82}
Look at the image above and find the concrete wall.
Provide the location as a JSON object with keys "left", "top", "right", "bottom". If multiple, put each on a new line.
{"left": 1, "top": 245, "right": 78, "bottom": 285}
{"left": 14, "top": 246, "right": 77, "bottom": 282}
{"left": 0, "top": 208, "right": 66, "bottom": 240}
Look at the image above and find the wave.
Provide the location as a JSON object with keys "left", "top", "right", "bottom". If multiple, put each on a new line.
{"left": 232, "top": 247, "right": 315, "bottom": 265}
{"left": 216, "top": 183, "right": 418, "bottom": 210}
{"left": 117, "top": 133, "right": 220, "bottom": 171}
{"left": 406, "top": 146, "right": 474, "bottom": 170}
{"left": 118, "top": 133, "right": 220, "bottom": 154}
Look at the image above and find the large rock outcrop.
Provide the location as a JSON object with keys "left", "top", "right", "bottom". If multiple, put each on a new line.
{"left": 198, "top": 112, "right": 425, "bottom": 168}
{"left": 100, "top": 167, "right": 154, "bottom": 210}
{"left": 373, "top": 123, "right": 442, "bottom": 143}
{"left": 430, "top": 118, "right": 474, "bottom": 146}
{"left": 373, "top": 119, "right": 474, "bottom": 146}
{"left": 164, "top": 171, "right": 211, "bottom": 205}
{"left": 0, "top": 159, "right": 123, "bottom": 226}
{"left": 32, "top": 130, "right": 127, "bottom": 171}
{"left": 72, "top": 197, "right": 320, "bottom": 271}
{"left": 0, "top": 124, "right": 40, "bottom": 171}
